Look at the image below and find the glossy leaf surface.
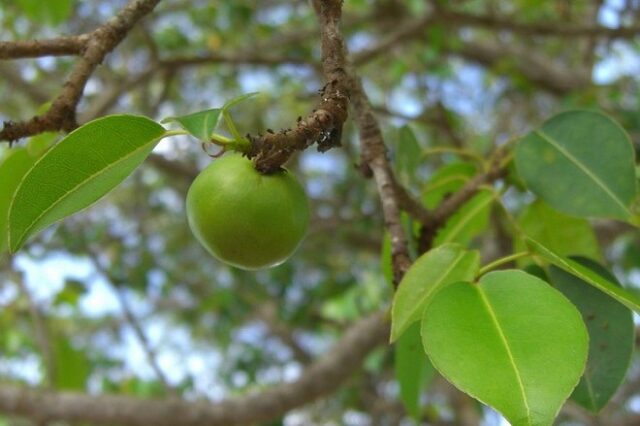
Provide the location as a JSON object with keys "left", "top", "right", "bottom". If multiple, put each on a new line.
{"left": 422, "top": 270, "right": 588, "bottom": 426}
{"left": 162, "top": 109, "right": 223, "bottom": 141}
{"left": 8, "top": 115, "right": 166, "bottom": 252}
{"left": 527, "top": 238, "right": 640, "bottom": 312}
{"left": 391, "top": 244, "right": 480, "bottom": 341}
{"left": 434, "top": 189, "right": 494, "bottom": 246}
{"left": 0, "top": 149, "right": 39, "bottom": 252}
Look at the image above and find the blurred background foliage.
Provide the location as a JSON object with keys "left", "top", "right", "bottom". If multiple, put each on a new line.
{"left": 1, "top": 0, "right": 640, "bottom": 424}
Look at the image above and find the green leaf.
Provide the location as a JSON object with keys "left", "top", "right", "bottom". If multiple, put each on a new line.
{"left": 422, "top": 270, "right": 588, "bottom": 426}
{"left": 8, "top": 115, "right": 166, "bottom": 252}
{"left": 395, "top": 322, "right": 435, "bottom": 419}
{"left": 549, "top": 257, "right": 634, "bottom": 413}
{"left": 514, "top": 200, "right": 601, "bottom": 264}
{"left": 162, "top": 108, "right": 223, "bottom": 141}
{"left": 26, "top": 132, "right": 58, "bottom": 156}
{"left": 526, "top": 238, "right": 640, "bottom": 312}
{"left": 15, "top": 0, "right": 73, "bottom": 24}
{"left": 434, "top": 189, "right": 494, "bottom": 246}
{"left": 395, "top": 126, "right": 422, "bottom": 185}
{"left": 53, "top": 278, "right": 87, "bottom": 308}
{"left": 222, "top": 91, "right": 260, "bottom": 111}
{"left": 53, "top": 336, "right": 90, "bottom": 390}
{"left": 515, "top": 110, "right": 637, "bottom": 220}
{"left": 380, "top": 232, "right": 393, "bottom": 286}
{"left": 0, "top": 148, "right": 41, "bottom": 252}
{"left": 390, "top": 243, "right": 480, "bottom": 342}
{"left": 422, "top": 162, "right": 477, "bottom": 209}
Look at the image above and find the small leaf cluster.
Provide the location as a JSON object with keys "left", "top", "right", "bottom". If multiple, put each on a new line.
{"left": 391, "top": 110, "right": 638, "bottom": 425}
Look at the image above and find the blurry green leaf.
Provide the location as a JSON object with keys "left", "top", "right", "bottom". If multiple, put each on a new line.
{"left": 8, "top": 115, "right": 166, "bottom": 252}
{"left": 395, "top": 126, "right": 422, "bottom": 185}
{"left": 549, "top": 258, "right": 634, "bottom": 413}
{"left": 422, "top": 270, "right": 588, "bottom": 426}
{"left": 391, "top": 243, "right": 480, "bottom": 342}
{"left": 515, "top": 110, "right": 637, "bottom": 220}
{"left": 53, "top": 336, "right": 90, "bottom": 390}
{"left": 15, "top": 0, "right": 73, "bottom": 24}
{"left": 527, "top": 238, "right": 640, "bottom": 312}
{"left": 222, "top": 92, "right": 260, "bottom": 111}
{"left": 3, "top": 329, "right": 27, "bottom": 354}
{"left": 434, "top": 189, "right": 494, "bottom": 246}
{"left": 155, "top": 26, "right": 190, "bottom": 50}
{"left": 381, "top": 232, "right": 393, "bottom": 286}
{"left": 26, "top": 132, "right": 57, "bottom": 156}
{"left": 162, "top": 109, "right": 223, "bottom": 141}
{"left": 422, "top": 162, "right": 477, "bottom": 209}
{"left": 321, "top": 287, "right": 361, "bottom": 322}
{"left": 395, "top": 322, "right": 435, "bottom": 419}
{"left": 53, "top": 279, "right": 86, "bottom": 307}
{"left": 514, "top": 201, "right": 601, "bottom": 264}
{"left": 0, "top": 148, "right": 40, "bottom": 252}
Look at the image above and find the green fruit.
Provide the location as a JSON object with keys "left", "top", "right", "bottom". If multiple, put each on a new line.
{"left": 186, "top": 153, "right": 309, "bottom": 270}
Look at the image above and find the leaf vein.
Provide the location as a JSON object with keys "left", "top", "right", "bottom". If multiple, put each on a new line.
{"left": 534, "top": 130, "right": 628, "bottom": 214}
{"left": 9, "top": 132, "right": 165, "bottom": 250}
{"left": 478, "top": 288, "right": 531, "bottom": 426}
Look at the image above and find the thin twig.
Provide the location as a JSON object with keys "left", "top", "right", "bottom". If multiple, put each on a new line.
{"left": 246, "top": 0, "right": 350, "bottom": 173}
{"left": 255, "top": 303, "right": 313, "bottom": 365}
{"left": 419, "top": 148, "right": 509, "bottom": 251}
{"left": 0, "top": 35, "right": 90, "bottom": 60}
{"left": 349, "top": 74, "right": 412, "bottom": 284}
{"left": 0, "top": 0, "right": 162, "bottom": 142}
{"left": 0, "top": 311, "right": 388, "bottom": 426}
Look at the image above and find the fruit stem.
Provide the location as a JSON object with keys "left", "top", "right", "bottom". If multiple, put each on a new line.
{"left": 210, "top": 133, "right": 251, "bottom": 154}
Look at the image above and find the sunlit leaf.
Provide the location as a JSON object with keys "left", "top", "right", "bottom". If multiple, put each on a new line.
{"left": 422, "top": 270, "right": 588, "bottom": 426}
{"left": 0, "top": 149, "right": 40, "bottom": 252}
{"left": 222, "top": 91, "right": 260, "bottom": 110}
{"left": 8, "top": 115, "right": 166, "bottom": 252}
{"left": 434, "top": 189, "right": 494, "bottom": 246}
{"left": 527, "top": 238, "right": 640, "bottom": 312}
{"left": 391, "top": 243, "right": 480, "bottom": 342}
{"left": 162, "top": 109, "right": 223, "bottom": 141}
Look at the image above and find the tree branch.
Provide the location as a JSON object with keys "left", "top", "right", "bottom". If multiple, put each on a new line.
{"left": 418, "top": 148, "right": 509, "bottom": 251}
{"left": 439, "top": 8, "right": 640, "bottom": 39}
{"left": 246, "top": 0, "right": 350, "bottom": 173}
{"left": 451, "top": 39, "right": 590, "bottom": 95}
{"left": 255, "top": 302, "right": 313, "bottom": 365}
{"left": 0, "top": 0, "right": 162, "bottom": 142}
{"left": 0, "top": 35, "right": 89, "bottom": 60}
{"left": 0, "top": 311, "right": 388, "bottom": 426}
{"left": 349, "top": 75, "right": 412, "bottom": 284}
